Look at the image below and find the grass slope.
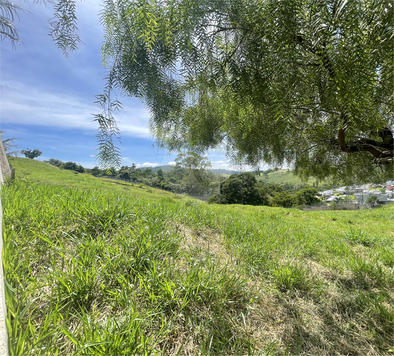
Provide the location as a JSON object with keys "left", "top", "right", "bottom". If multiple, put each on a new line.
{"left": 9, "top": 157, "right": 182, "bottom": 201}
{"left": 262, "top": 169, "right": 319, "bottom": 187}
{"left": 2, "top": 158, "right": 394, "bottom": 355}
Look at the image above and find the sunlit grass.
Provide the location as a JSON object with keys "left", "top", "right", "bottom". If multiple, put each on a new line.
{"left": 8, "top": 157, "right": 184, "bottom": 201}
{"left": 261, "top": 169, "right": 320, "bottom": 186}
{"left": 2, "top": 158, "right": 394, "bottom": 355}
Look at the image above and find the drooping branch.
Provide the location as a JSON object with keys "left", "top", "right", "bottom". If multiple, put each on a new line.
{"left": 338, "top": 126, "right": 393, "bottom": 163}
{"left": 296, "top": 34, "right": 393, "bottom": 165}
{"left": 296, "top": 35, "right": 336, "bottom": 80}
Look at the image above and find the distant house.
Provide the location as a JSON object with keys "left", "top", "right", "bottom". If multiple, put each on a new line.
{"left": 386, "top": 186, "right": 393, "bottom": 191}
{"left": 335, "top": 187, "right": 347, "bottom": 194}
{"left": 376, "top": 194, "right": 387, "bottom": 202}
{"left": 345, "top": 186, "right": 356, "bottom": 194}
{"left": 355, "top": 190, "right": 393, "bottom": 207}
{"left": 326, "top": 196, "right": 340, "bottom": 202}
{"left": 385, "top": 191, "right": 394, "bottom": 198}
{"left": 359, "top": 184, "right": 371, "bottom": 190}
{"left": 354, "top": 191, "right": 370, "bottom": 206}
{"left": 321, "top": 190, "right": 334, "bottom": 197}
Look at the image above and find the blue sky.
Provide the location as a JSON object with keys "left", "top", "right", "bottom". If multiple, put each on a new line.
{"left": 0, "top": 1, "right": 268, "bottom": 170}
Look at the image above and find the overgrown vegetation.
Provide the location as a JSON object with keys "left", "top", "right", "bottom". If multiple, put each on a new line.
{"left": 2, "top": 158, "right": 393, "bottom": 355}
{"left": 45, "top": 157, "right": 327, "bottom": 205}
{"left": 47, "top": 157, "right": 221, "bottom": 197}
{"left": 210, "top": 172, "right": 322, "bottom": 208}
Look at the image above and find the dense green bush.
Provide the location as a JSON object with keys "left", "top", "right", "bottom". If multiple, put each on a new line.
{"left": 90, "top": 166, "right": 101, "bottom": 176}
{"left": 365, "top": 195, "right": 378, "bottom": 208}
{"left": 209, "top": 174, "right": 323, "bottom": 208}
{"left": 293, "top": 188, "right": 321, "bottom": 206}
{"left": 60, "top": 161, "right": 77, "bottom": 170}
{"left": 271, "top": 192, "right": 294, "bottom": 208}
{"left": 216, "top": 173, "right": 269, "bottom": 206}
{"left": 60, "top": 161, "right": 84, "bottom": 173}
{"left": 48, "top": 158, "right": 63, "bottom": 167}
{"left": 208, "top": 194, "right": 227, "bottom": 204}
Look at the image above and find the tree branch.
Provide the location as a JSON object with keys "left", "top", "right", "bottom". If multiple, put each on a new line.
{"left": 338, "top": 126, "right": 393, "bottom": 162}
{"left": 295, "top": 35, "right": 336, "bottom": 79}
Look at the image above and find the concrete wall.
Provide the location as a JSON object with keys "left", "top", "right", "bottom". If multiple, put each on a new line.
{"left": 0, "top": 139, "right": 9, "bottom": 355}
{"left": 0, "top": 139, "right": 11, "bottom": 183}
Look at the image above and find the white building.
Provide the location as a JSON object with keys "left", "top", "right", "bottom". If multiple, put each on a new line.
{"left": 354, "top": 190, "right": 392, "bottom": 207}
{"left": 326, "top": 196, "right": 340, "bottom": 202}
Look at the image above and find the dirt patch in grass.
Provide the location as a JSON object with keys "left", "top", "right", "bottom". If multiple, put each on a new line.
{"left": 173, "top": 224, "right": 302, "bottom": 353}
{"left": 307, "top": 259, "right": 340, "bottom": 281}
{"left": 175, "top": 224, "right": 235, "bottom": 266}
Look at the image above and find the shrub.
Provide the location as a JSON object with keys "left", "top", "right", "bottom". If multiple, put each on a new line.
{"left": 119, "top": 171, "right": 130, "bottom": 181}
{"left": 75, "top": 165, "right": 85, "bottom": 173}
{"left": 271, "top": 192, "right": 294, "bottom": 208}
{"left": 220, "top": 173, "right": 269, "bottom": 206}
{"left": 90, "top": 166, "right": 101, "bottom": 176}
{"left": 365, "top": 195, "right": 378, "bottom": 208}
{"left": 293, "top": 188, "right": 321, "bottom": 206}
{"left": 329, "top": 201, "right": 337, "bottom": 210}
{"left": 60, "top": 162, "right": 77, "bottom": 171}
{"left": 208, "top": 194, "right": 227, "bottom": 204}
{"left": 48, "top": 158, "right": 63, "bottom": 167}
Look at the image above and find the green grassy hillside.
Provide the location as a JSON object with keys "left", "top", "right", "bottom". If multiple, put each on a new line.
{"left": 2, "top": 158, "right": 393, "bottom": 355}
{"left": 9, "top": 157, "right": 182, "bottom": 201}
{"left": 261, "top": 169, "right": 319, "bottom": 186}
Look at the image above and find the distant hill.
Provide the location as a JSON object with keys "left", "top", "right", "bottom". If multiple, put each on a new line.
{"left": 210, "top": 168, "right": 240, "bottom": 175}
{"left": 146, "top": 165, "right": 240, "bottom": 175}
{"left": 259, "top": 169, "right": 330, "bottom": 188}
{"left": 148, "top": 165, "right": 175, "bottom": 173}
{"left": 209, "top": 168, "right": 325, "bottom": 187}
{"left": 262, "top": 169, "right": 309, "bottom": 185}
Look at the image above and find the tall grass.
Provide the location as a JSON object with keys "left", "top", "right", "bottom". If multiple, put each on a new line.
{"left": 2, "top": 159, "right": 394, "bottom": 355}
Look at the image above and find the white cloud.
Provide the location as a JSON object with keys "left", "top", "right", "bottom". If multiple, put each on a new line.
{"left": 0, "top": 81, "right": 151, "bottom": 138}
{"left": 215, "top": 160, "right": 225, "bottom": 164}
{"left": 75, "top": 161, "right": 96, "bottom": 169}
{"left": 141, "top": 162, "right": 159, "bottom": 167}
{"left": 168, "top": 161, "right": 176, "bottom": 166}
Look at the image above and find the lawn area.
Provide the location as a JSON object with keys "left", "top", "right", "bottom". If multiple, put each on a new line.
{"left": 2, "top": 158, "right": 394, "bottom": 355}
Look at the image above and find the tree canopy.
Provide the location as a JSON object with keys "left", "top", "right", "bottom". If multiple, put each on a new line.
{"left": 0, "top": 0, "right": 80, "bottom": 53}
{"left": 175, "top": 152, "right": 211, "bottom": 171}
{"left": 219, "top": 172, "right": 269, "bottom": 205}
{"left": 98, "top": 0, "right": 393, "bottom": 182}
{"left": 21, "top": 149, "right": 42, "bottom": 159}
